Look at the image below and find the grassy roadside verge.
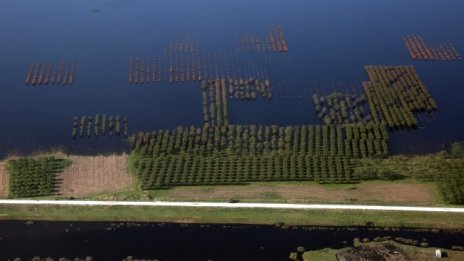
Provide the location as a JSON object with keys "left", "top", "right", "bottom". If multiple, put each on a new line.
{"left": 1, "top": 205, "right": 464, "bottom": 229}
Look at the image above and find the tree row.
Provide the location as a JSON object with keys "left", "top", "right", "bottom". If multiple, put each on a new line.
{"left": 72, "top": 114, "right": 128, "bottom": 138}
{"left": 6, "top": 157, "right": 71, "bottom": 197}
{"left": 133, "top": 153, "right": 355, "bottom": 189}
{"left": 313, "top": 92, "right": 372, "bottom": 124}
{"left": 363, "top": 65, "right": 437, "bottom": 128}
{"left": 130, "top": 124, "right": 388, "bottom": 158}
{"left": 202, "top": 80, "right": 229, "bottom": 126}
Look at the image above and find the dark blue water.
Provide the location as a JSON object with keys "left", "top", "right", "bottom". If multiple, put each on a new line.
{"left": 0, "top": 221, "right": 463, "bottom": 260}
{"left": 0, "top": 0, "right": 463, "bottom": 157}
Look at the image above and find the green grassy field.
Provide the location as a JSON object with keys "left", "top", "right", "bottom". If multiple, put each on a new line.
{"left": 1, "top": 204, "right": 464, "bottom": 229}
{"left": 87, "top": 179, "right": 443, "bottom": 205}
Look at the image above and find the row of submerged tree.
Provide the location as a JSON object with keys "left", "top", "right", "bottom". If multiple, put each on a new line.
{"left": 196, "top": 52, "right": 268, "bottom": 82}
{"left": 129, "top": 56, "right": 162, "bottom": 84}
{"left": 313, "top": 92, "right": 372, "bottom": 125}
{"left": 129, "top": 52, "right": 269, "bottom": 84}
{"left": 279, "top": 81, "right": 361, "bottom": 100}
{"left": 362, "top": 65, "right": 437, "bottom": 128}
{"left": 268, "top": 25, "right": 289, "bottom": 52}
{"left": 169, "top": 53, "right": 202, "bottom": 82}
{"left": 403, "top": 35, "right": 462, "bottom": 61}
{"left": 236, "top": 26, "right": 289, "bottom": 53}
{"left": 25, "top": 61, "right": 76, "bottom": 86}
{"left": 72, "top": 114, "right": 128, "bottom": 138}
{"left": 201, "top": 79, "right": 229, "bottom": 126}
{"left": 206, "top": 53, "right": 268, "bottom": 81}
{"left": 130, "top": 124, "right": 388, "bottom": 158}
{"left": 164, "top": 38, "right": 200, "bottom": 53}
{"left": 6, "top": 157, "right": 71, "bottom": 197}
{"left": 129, "top": 52, "right": 268, "bottom": 84}
{"left": 237, "top": 34, "right": 273, "bottom": 52}
{"left": 228, "top": 78, "right": 272, "bottom": 100}
{"left": 263, "top": 52, "right": 293, "bottom": 64}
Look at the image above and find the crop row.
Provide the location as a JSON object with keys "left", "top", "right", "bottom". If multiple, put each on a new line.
{"left": 6, "top": 157, "right": 71, "bottom": 197}
{"left": 134, "top": 153, "right": 355, "bottom": 189}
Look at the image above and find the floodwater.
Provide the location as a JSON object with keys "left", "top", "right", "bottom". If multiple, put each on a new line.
{"left": 0, "top": 221, "right": 463, "bottom": 260}
{"left": 0, "top": 0, "right": 463, "bottom": 158}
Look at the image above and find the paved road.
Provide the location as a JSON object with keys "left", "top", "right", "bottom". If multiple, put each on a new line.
{"left": 0, "top": 199, "right": 464, "bottom": 213}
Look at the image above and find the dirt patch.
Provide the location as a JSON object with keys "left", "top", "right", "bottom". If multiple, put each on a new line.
{"left": 58, "top": 154, "right": 134, "bottom": 197}
{"left": 338, "top": 243, "right": 408, "bottom": 261}
{"left": 164, "top": 182, "right": 438, "bottom": 205}
{"left": 353, "top": 183, "right": 437, "bottom": 204}
{"left": 0, "top": 164, "right": 9, "bottom": 198}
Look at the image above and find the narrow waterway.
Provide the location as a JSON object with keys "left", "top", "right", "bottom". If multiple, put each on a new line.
{"left": 0, "top": 221, "right": 463, "bottom": 260}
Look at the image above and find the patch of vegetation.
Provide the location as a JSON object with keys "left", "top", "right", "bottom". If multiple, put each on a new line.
{"left": 313, "top": 92, "right": 372, "bottom": 124}
{"left": 353, "top": 149, "right": 464, "bottom": 204}
{"left": 304, "top": 241, "right": 464, "bottom": 261}
{"left": 202, "top": 79, "right": 229, "bottom": 126}
{"left": 436, "top": 160, "right": 464, "bottom": 204}
{"left": 73, "top": 114, "right": 128, "bottom": 138}
{"left": 301, "top": 247, "right": 342, "bottom": 261}
{"left": 363, "top": 65, "right": 437, "bottom": 128}
{"left": 129, "top": 124, "right": 389, "bottom": 188}
{"left": 2, "top": 205, "right": 464, "bottom": 229}
{"left": 353, "top": 154, "right": 448, "bottom": 181}
{"left": 227, "top": 78, "right": 272, "bottom": 101}
{"left": 338, "top": 242, "right": 407, "bottom": 260}
{"left": 6, "top": 157, "right": 71, "bottom": 197}
{"left": 451, "top": 141, "right": 464, "bottom": 158}
{"left": 261, "top": 191, "right": 281, "bottom": 200}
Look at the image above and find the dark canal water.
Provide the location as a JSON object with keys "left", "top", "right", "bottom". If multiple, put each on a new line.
{"left": 0, "top": 0, "right": 463, "bottom": 158}
{"left": 0, "top": 221, "right": 463, "bottom": 260}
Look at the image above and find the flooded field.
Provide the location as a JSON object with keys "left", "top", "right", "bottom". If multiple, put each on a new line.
{"left": 0, "top": 0, "right": 463, "bottom": 158}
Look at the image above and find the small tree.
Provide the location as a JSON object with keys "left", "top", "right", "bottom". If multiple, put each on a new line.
{"left": 451, "top": 142, "right": 464, "bottom": 158}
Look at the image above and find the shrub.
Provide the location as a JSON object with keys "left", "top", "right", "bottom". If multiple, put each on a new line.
{"left": 451, "top": 141, "right": 464, "bottom": 158}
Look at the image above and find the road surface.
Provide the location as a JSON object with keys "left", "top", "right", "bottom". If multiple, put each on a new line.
{"left": 0, "top": 199, "right": 464, "bottom": 213}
